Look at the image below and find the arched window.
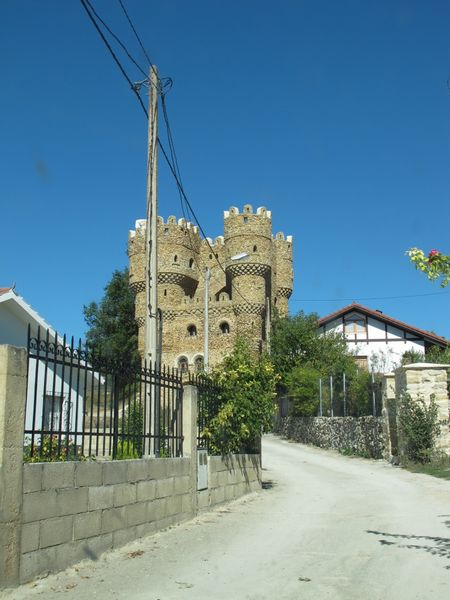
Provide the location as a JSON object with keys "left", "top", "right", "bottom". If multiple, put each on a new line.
{"left": 187, "top": 324, "right": 197, "bottom": 337}
{"left": 177, "top": 356, "right": 188, "bottom": 373}
{"left": 253, "top": 245, "right": 257, "bottom": 252}
{"left": 194, "top": 356, "right": 204, "bottom": 373}
{"left": 164, "top": 289, "right": 167, "bottom": 297}
{"left": 189, "top": 258, "right": 194, "bottom": 268}
{"left": 220, "top": 322, "right": 230, "bottom": 334}
{"left": 173, "top": 255, "right": 178, "bottom": 263}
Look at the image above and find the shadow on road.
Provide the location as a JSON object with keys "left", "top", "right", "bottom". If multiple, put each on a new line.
{"left": 367, "top": 528, "right": 450, "bottom": 569}
{"left": 261, "top": 480, "right": 276, "bottom": 489}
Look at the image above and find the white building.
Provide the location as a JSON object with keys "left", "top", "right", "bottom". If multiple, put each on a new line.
{"left": 318, "top": 302, "right": 448, "bottom": 373}
{"left": 0, "top": 287, "right": 86, "bottom": 443}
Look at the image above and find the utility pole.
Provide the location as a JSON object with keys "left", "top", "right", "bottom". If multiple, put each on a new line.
{"left": 204, "top": 267, "right": 211, "bottom": 372}
{"left": 145, "top": 65, "right": 159, "bottom": 366}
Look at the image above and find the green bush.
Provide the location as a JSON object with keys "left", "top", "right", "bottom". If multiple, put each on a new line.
{"left": 398, "top": 393, "right": 440, "bottom": 463}
{"left": 23, "top": 435, "right": 83, "bottom": 462}
{"left": 116, "top": 438, "right": 139, "bottom": 459}
{"left": 287, "top": 365, "right": 320, "bottom": 416}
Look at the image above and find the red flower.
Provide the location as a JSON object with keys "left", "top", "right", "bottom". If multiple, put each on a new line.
{"left": 428, "top": 249, "right": 439, "bottom": 257}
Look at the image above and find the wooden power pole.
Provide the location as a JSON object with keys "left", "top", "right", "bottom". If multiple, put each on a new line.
{"left": 145, "top": 65, "right": 159, "bottom": 366}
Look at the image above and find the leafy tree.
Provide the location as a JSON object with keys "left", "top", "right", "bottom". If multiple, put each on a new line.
{"left": 407, "top": 248, "right": 450, "bottom": 288}
{"left": 287, "top": 365, "right": 321, "bottom": 416}
{"left": 83, "top": 268, "right": 139, "bottom": 364}
{"left": 202, "top": 338, "right": 278, "bottom": 455}
{"left": 271, "top": 311, "right": 357, "bottom": 388}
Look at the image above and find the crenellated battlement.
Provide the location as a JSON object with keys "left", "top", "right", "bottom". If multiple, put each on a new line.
{"left": 224, "top": 205, "right": 272, "bottom": 219}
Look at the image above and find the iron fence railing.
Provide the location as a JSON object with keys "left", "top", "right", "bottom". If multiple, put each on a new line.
{"left": 189, "top": 373, "right": 224, "bottom": 451}
{"left": 24, "top": 326, "right": 183, "bottom": 461}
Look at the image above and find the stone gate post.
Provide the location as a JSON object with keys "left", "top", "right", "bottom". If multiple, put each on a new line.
{"left": 395, "top": 363, "right": 450, "bottom": 455}
{"left": 381, "top": 373, "right": 397, "bottom": 461}
{"left": 0, "top": 345, "right": 27, "bottom": 588}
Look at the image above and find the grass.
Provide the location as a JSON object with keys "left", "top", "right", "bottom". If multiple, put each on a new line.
{"left": 402, "top": 454, "right": 450, "bottom": 480}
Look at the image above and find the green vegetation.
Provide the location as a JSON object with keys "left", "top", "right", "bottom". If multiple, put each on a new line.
{"left": 83, "top": 268, "right": 139, "bottom": 364}
{"left": 402, "top": 453, "right": 450, "bottom": 480}
{"left": 271, "top": 311, "right": 374, "bottom": 417}
{"left": 397, "top": 393, "right": 440, "bottom": 463}
{"left": 24, "top": 435, "right": 85, "bottom": 462}
{"left": 407, "top": 247, "right": 450, "bottom": 288}
{"left": 201, "top": 338, "right": 278, "bottom": 455}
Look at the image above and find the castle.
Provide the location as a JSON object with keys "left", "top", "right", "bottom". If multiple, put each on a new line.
{"left": 128, "top": 204, "right": 293, "bottom": 370}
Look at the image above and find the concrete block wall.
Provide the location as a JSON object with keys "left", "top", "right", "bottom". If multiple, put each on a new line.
{"left": 198, "top": 454, "right": 261, "bottom": 510}
{"left": 20, "top": 458, "right": 193, "bottom": 583}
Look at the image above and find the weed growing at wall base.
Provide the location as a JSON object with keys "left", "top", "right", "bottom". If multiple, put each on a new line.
{"left": 398, "top": 393, "right": 440, "bottom": 463}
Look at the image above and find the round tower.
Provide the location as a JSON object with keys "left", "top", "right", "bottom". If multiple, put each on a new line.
{"left": 224, "top": 205, "right": 273, "bottom": 345}
{"left": 273, "top": 232, "right": 293, "bottom": 317}
{"left": 157, "top": 216, "right": 201, "bottom": 308}
{"left": 128, "top": 219, "right": 147, "bottom": 356}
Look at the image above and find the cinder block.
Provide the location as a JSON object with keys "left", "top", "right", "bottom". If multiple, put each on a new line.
{"left": 224, "top": 485, "right": 235, "bottom": 502}
{"left": 101, "top": 507, "right": 126, "bottom": 533}
{"left": 88, "top": 485, "right": 114, "bottom": 511}
{"left": 147, "top": 459, "right": 169, "bottom": 479}
{"left": 210, "top": 486, "right": 225, "bottom": 506}
{"left": 113, "top": 483, "right": 136, "bottom": 507}
{"left": 103, "top": 461, "right": 127, "bottom": 485}
{"left": 21, "top": 522, "right": 40, "bottom": 553}
{"left": 54, "top": 540, "right": 87, "bottom": 572}
{"left": 112, "top": 527, "right": 136, "bottom": 549}
{"left": 23, "top": 464, "right": 42, "bottom": 493}
{"left": 127, "top": 460, "right": 149, "bottom": 482}
{"left": 83, "top": 533, "right": 113, "bottom": 561}
{"left": 22, "top": 490, "right": 58, "bottom": 523}
{"left": 136, "top": 521, "right": 158, "bottom": 539}
{"left": 165, "top": 494, "right": 182, "bottom": 516}
{"left": 209, "top": 471, "right": 219, "bottom": 488}
{"left": 20, "top": 547, "right": 57, "bottom": 584}
{"left": 155, "top": 477, "right": 174, "bottom": 498}
{"left": 126, "top": 502, "right": 148, "bottom": 527}
{"left": 166, "top": 458, "right": 189, "bottom": 477}
{"left": 0, "top": 522, "right": 20, "bottom": 586}
{"left": 173, "top": 475, "right": 190, "bottom": 495}
{"left": 137, "top": 480, "right": 156, "bottom": 502}
{"left": 40, "top": 515, "right": 73, "bottom": 548}
{"left": 181, "top": 493, "right": 193, "bottom": 514}
{"left": 75, "top": 461, "right": 103, "bottom": 487}
{"left": 197, "top": 489, "right": 210, "bottom": 509}
{"left": 74, "top": 511, "right": 102, "bottom": 540}
{"left": 218, "top": 470, "right": 232, "bottom": 487}
{"left": 147, "top": 498, "right": 166, "bottom": 521}
{"left": 56, "top": 487, "right": 88, "bottom": 516}
{"left": 41, "top": 462, "right": 75, "bottom": 490}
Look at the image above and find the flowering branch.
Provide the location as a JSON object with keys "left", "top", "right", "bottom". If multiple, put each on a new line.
{"left": 406, "top": 248, "right": 450, "bottom": 288}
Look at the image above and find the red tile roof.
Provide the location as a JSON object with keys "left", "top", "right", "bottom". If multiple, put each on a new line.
{"left": 0, "top": 287, "right": 12, "bottom": 296}
{"left": 318, "top": 302, "right": 448, "bottom": 347}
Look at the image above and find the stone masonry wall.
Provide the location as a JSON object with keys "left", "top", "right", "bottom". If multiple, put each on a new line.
{"left": 275, "top": 416, "right": 385, "bottom": 459}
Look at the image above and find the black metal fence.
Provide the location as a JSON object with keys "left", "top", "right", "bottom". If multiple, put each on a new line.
{"left": 24, "top": 327, "right": 183, "bottom": 461}
{"left": 189, "top": 373, "right": 224, "bottom": 452}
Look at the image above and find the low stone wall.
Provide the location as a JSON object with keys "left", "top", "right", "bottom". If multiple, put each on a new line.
{"left": 275, "top": 416, "right": 385, "bottom": 459}
{"left": 20, "top": 458, "right": 193, "bottom": 583}
{"left": 198, "top": 454, "right": 261, "bottom": 510}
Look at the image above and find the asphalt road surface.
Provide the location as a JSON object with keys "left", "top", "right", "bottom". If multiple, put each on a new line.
{"left": 4, "top": 435, "right": 450, "bottom": 599}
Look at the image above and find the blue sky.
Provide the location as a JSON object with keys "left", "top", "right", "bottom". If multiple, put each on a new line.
{"left": 1, "top": 0, "right": 449, "bottom": 341}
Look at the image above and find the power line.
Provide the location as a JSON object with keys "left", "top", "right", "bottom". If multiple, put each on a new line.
{"left": 81, "top": 0, "right": 252, "bottom": 305}
{"left": 118, "top": 0, "right": 153, "bottom": 67}
{"left": 291, "top": 291, "right": 450, "bottom": 302}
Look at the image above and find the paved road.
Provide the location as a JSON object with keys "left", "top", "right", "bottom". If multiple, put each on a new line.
{"left": 5, "top": 435, "right": 450, "bottom": 599}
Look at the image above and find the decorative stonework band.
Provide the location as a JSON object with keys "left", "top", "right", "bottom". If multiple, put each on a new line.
{"left": 277, "top": 286, "right": 293, "bottom": 298}
{"left": 130, "top": 280, "right": 146, "bottom": 294}
{"left": 135, "top": 316, "right": 145, "bottom": 327}
{"left": 158, "top": 272, "right": 198, "bottom": 288}
{"left": 233, "top": 303, "right": 265, "bottom": 316}
{"left": 226, "top": 263, "right": 271, "bottom": 278}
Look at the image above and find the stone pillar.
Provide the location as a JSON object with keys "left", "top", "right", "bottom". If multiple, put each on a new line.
{"left": 381, "top": 373, "right": 398, "bottom": 461}
{"left": 395, "top": 363, "right": 450, "bottom": 455}
{"left": 0, "top": 345, "right": 27, "bottom": 588}
{"left": 182, "top": 384, "right": 198, "bottom": 515}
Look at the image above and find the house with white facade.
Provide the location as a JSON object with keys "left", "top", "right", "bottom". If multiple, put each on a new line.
{"left": 0, "top": 287, "right": 86, "bottom": 442}
{"left": 318, "top": 302, "right": 448, "bottom": 373}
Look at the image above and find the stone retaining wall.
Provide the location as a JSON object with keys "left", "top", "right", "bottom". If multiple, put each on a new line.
{"left": 275, "top": 416, "right": 384, "bottom": 459}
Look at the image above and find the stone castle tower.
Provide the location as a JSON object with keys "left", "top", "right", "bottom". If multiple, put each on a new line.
{"left": 128, "top": 204, "right": 293, "bottom": 370}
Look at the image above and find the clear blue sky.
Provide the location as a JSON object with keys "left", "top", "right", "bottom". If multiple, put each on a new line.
{"left": 1, "top": 0, "right": 449, "bottom": 341}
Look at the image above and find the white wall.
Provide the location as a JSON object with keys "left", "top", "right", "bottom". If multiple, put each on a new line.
{"left": 323, "top": 315, "right": 425, "bottom": 372}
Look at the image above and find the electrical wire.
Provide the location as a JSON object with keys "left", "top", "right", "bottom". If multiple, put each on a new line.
{"left": 291, "top": 291, "right": 450, "bottom": 302}
{"left": 81, "top": 0, "right": 253, "bottom": 305}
